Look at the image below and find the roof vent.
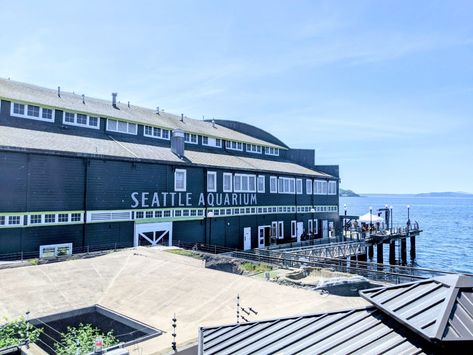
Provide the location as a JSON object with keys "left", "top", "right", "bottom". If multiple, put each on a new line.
{"left": 57, "top": 86, "right": 61, "bottom": 98}
{"left": 171, "top": 129, "right": 185, "bottom": 158}
{"left": 212, "top": 119, "right": 216, "bottom": 128}
{"left": 82, "top": 94, "right": 85, "bottom": 104}
{"left": 180, "top": 113, "right": 184, "bottom": 122}
{"left": 128, "top": 101, "right": 130, "bottom": 108}
{"left": 156, "top": 106, "right": 160, "bottom": 115}
{"left": 112, "top": 93, "right": 118, "bottom": 108}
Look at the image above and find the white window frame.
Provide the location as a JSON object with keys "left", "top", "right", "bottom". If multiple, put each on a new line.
{"left": 174, "top": 169, "right": 187, "bottom": 192}
{"left": 314, "top": 180, "right": 328, "bottom": 195}
{"left": 270, "top": 176, "right": 277, "bottom": 193}
{"left": 246, "top": 144, "right": 262, "bottom": 154}
{"left": 202, "top": 136, "right": 222, "bottom": 148}
{"left": 234, "top": 174, "right": 257, "bottom": 193}
{"left": 39, "top": 243, "right": 73, "bottom": 258}
{"left": 306, "top": 179, "right": 313, "bottom": 194}
{"left": 62, "top": 111, "right": 100, "bottom": 129}
{"left": 144, "top": 125, "right": 170, "bottom": 140}
{"left": 296, "top": 179, "right": 303, "bottom": 194}
{"left": 106, "top": 119, "right": 137, "bottom": 135}
{"left": 225, "top": 140, "right": 243, "bottom": 151}
{"left": 257, "top": 175, "right": 265, "bottom": 193}
{"left": 278, "top": 221, "right": 284, "bottom": 239}
{"left": 223, "top": 173, "right": 233, "bottom": 192}
{"left": 291, "top": 220, "right": 297, "bottom": 238}
{"left": 10, "top": 102, "right": 56, "bottom": 123}
{"left": 207, "top": 171, "right": 217, "bottom": 192}
{"left": 264, "top": 147, "right": 280, "bottom": 156}
{"left": 328, "top": 181, "right": 337, "bottom": 195}
{"left": 308, "top": 219, "right": 313, "bottom": 234}
{"left": 278, "top": 177, "right": 296, "bottom": 194}
{"left": 314, "top": 219, "right": 319, "bottom": 234}
{"left": 184, "top": 132, "right": 198, "bottom": 144}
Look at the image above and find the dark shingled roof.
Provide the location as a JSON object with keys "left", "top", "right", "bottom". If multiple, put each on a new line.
{"left": 360, "top": 274, "right": 473, "bottom": 342}
{"left": 0, "top": 77, "right": 284, "bottom": 149}
{"left": 0, "top": 126, "right": 332, "bottom": 178}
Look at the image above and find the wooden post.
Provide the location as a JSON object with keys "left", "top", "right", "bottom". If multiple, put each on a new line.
{"left": 401, "top": 238, "right": 407, "bottom": 265}
{"left": 368, "top": 245, "right": 374, "bottom": 259}
{"left": 389, "top": 241, "right": 396, "bottom": 265}
{"left": 377, "top": 243, "right": 383, "bottom": 264}
{"left": 410, "top": 235, "right": 416, "bottom": 260}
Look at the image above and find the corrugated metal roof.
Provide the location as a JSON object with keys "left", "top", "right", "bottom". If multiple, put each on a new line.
{"left": 199, "top": 308, "right": 427, "bottom": 355}
{"left": 0, "top": 126, "right": 331, "bottom": 178}
{"left": 0, "top": 78, "right": 283, "bottom": 149}
{"left": 360, "top": 274, "right": 473, "bottom": 342}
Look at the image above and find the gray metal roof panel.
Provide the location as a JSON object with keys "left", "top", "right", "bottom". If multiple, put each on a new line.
{"left": 360, "top": 274, "right": 473, "bottom": 342}
{"left": 199, "top": 307, "right": 427, "bottom": 355}
{"left": 0, "top": 126, "right": 331, "bottom": 178}
{"left": 0, "top": 78, "right": 284, "bottom": 148}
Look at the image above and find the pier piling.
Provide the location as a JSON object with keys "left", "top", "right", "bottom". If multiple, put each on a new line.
{"left": 389, "top": 241, "right": 396, "bottom": 265}
{"left": 376, "top": 243, "right": 383, "bottom": 264}
{"left": 410, "top": 236, "right": 416, "bottom": 260}
{"left": 401, "top": 238, "right": 407, "bottom": 265}
{"left": 368, "top": 245, "right": 374, "bottom": 259}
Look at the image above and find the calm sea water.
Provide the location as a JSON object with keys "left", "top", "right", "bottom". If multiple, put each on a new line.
{"left": 340, "top": 195, "right": 473, "bottom": 274}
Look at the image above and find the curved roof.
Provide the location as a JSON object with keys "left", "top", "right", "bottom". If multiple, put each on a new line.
{"left": 0, "top": 78, "right": 284, "bottom": 149}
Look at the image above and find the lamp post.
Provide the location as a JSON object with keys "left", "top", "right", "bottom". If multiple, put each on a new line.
{"left": 207, "top": 211, "right": 214, "bottom": 245}
{"left": 343, "top": 204, "right": 347, "bottom": 240}
{"left": 407, "top": 204, "right": 411, "bottom": 233}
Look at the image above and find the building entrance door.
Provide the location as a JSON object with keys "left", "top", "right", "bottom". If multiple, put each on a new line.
{"left": 296, "top": 222, "right": 304, "bottom": 243}
{"left": 243, "top": 227, "right": 251, "bottom": 250}
{"left": 322, "top": 220, "right": 329, "bottom": 239}
{"left": 134, "top": 222, "right": 173, "bottom": 247}
{"left": 258, "top": 226, "right": 270, "bottom": 248}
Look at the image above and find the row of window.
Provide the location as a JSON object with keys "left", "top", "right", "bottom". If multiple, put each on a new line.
{"left": 135, "top": 209, "right": 205, "bottom": 219}
{"left": 269, "top": 177, "right": 337, "bottom": 195}
{"left": 0, "top": 212, "right": 83, "bottom": 227}
{"left": 9, "top": 101, "right": 281, "bottom": 156}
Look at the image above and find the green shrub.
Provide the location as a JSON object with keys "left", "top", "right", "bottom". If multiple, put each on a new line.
{"left": 0, "top": 316, "right": 42, "bottom": 348}
{"left": 54, "top": 323, "right": 119, "bottom": 355}
{"left": 240, "top": 262, "right": 272, "bottom": 273}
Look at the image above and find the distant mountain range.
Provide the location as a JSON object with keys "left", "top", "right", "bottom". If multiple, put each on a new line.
{"left": 339, "top": 188, "right": 361, "bottom": 197}
{"left": 416, "top": 192, "right": 473, "bottom": 197}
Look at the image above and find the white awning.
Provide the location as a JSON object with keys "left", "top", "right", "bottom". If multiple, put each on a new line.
{"left": 358, "top": 212, "right": 384, "bottom": 223}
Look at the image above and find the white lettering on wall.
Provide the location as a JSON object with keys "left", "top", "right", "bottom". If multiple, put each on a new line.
{"left": 130, "top": 192, "right": 258, "bottom": 208}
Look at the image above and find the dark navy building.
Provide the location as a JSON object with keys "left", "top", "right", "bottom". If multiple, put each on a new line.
{"left": 0, "top": 78, "right": 340, "bottom": 258}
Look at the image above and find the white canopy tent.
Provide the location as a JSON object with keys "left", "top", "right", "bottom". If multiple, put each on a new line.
{"left": 358, "top": 212, "right": 384, "bottom": 224}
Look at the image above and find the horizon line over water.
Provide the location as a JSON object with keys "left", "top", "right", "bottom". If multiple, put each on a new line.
{"left": 340, "top": 195, "right": 473, "bottom": 274}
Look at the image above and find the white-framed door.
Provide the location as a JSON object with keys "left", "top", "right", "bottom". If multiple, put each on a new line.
{"left": 296, "top": 222, "right": 304, "bottom": 243}
{"left": 322, "top": 220, "right": 329, "bottom": 239}
{"left": 243, "top": 227, "right": 252, "bottom": 250}
{"left": 134, "top": 222, "right": 173, "bottom": 247}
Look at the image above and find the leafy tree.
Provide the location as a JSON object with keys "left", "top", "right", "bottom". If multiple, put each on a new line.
{"left": 0, "top": 316, "right": 42, "bottom": 348}
{"left": 54, "top": 323, "right": 119, "bottom": 355}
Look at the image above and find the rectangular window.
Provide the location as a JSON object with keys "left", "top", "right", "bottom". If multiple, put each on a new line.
{"left": 13, "top": 103, "right": 25, "bottom": 115}
{"left": 278, "top": 221, "right": 284, "bottom": 239}
{"left": 58, "top": 213, "right": 69, "bottom": 223}
{"left": 306, "top": 179, "right": 313, "bottom": 194}
{"left": 107, "top": 119, "right": 137, "bottom": 135}
{"left": 270, "top": 176, "right": 277, "bottom": 193}
{"left": 89, "top": 116, "right": 99, "bottom": 127}
{"left": 42, "top": 108, "right": 53, "bottom": 120}
{"left": 225, "top": 140, "right": 243, "bottom": 151}
{"left": 246, "top": 144, "right": 262, "bottom": 154}
{"left": 308, "top": 219, "right": 313, "bottom": 234}
{"left": 64, "top": 112, "right": 75, "bottom": 123}
{"left": 45, "top": 214, "right": 56, "bottom": 223}
{"left": 257, "top": 175, "right": 265, "bottom": 193}
{"left": 144, "top": 126, "right": 170, "bottom": 140}
{"left": 264, "top": 147, "right": 280, "bottom": 156}
{"left": 202, "top": 136, "right": 208, "bottom": 145}
{"left": 71, "top": 213, "right": 81, "bottom": 222}
{"left": 271, "top": 221, "right": 278, "bottom": 238}
{"left": 328, "top": 181, "right": 337, "bottom": 195}
{"left": 223, "top": 173, "right": 232, "bottom": 192}
{"left": 278, "top": 177, "right": 296, "bottom": 194}
{"left": 76, "top": 114, "right": 87, "bottom": 125}
{"left": 291, "top": 221, "right": 296, "bottom": 238}
{"left": 30, "top": 214, "right": 42, "bottom": 224}
{"left": 8, "top": 216, "right": 21, "bottom": 225}
{"left": 314, "top": 180, "right": 328, "bottom": 195}
{"left": 184, "top": 133, "right": 198, "bottom": 144}
{"left": 27, "top": 105, "right": 40, "bottom": 117}
{"left": 0, "top": 216, "right": 5, "bottom": 225}
{"left": 314, "top": 219, "right": 319, "bottom": 234}
{"left": 202, "top": 136, "right": 222, "bottom": 148}
{"left": 207, "top": 171, "right": 217, "bottom": 192}
{"left": 175, "top": 169, "right": 187, "bottom": 191}
{"left": 296, "top": 179, "right": 303, "bottom": 194}
{"left": 234, "top": 174, "right": 256, "bottom": 193}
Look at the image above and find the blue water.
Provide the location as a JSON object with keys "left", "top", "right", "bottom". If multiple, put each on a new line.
{"left": 340, "top": 195, "right": 473, "bottom": 274}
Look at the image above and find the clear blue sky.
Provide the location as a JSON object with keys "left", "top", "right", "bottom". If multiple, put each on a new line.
{"left": 1, "top": 0, "right": 472, "bottom": 193}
